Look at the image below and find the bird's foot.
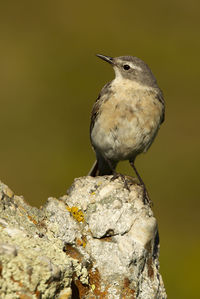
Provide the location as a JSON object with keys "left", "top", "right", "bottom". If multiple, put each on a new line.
{"left": 141, "top": 185, "right": 153, "bottom": 207}
{"left": 111, "top": 172, "right": 130, "bottom": 191}
{"left": 129, "top": 160, "right": 152, "bottom": 206}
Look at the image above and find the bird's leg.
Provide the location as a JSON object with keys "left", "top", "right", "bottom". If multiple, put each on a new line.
{"left": 103, "top": 157, "right": 130, "bottom": 191}
{"left": 129, "top": 160, "right": 151, "bottom": 205}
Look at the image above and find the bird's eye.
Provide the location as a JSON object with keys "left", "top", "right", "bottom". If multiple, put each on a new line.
{"left": 123, "top": 64, "right": 130, "bottom": 70}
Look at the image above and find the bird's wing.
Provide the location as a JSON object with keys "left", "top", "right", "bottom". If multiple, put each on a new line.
{"left": 156, "top": 89, "right": 165, "bottom": 124}
{"left": 90, "top": 82, "right": 112, "bottom": 134}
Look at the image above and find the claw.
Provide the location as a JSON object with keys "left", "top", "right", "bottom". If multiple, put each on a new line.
{"left": 129, "top": 160, "right": 153, "bottom": 206}
{"left": 110, "top": 172, "right": 130, "bottom": 191}
{"left": 141, "top": 185, "right": 153, "bottom": 206}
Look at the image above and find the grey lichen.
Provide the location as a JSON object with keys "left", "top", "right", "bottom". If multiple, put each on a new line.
{"left": 0, "top": 176, "right": 167, "bottom": 298}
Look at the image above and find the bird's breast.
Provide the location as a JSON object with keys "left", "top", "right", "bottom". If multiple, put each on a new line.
{"left": 91, "top": 86, "right": 163, "bottom": 160}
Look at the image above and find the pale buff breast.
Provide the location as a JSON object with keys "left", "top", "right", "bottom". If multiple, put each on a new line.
{"left": 91, "top": 81, "right": 163, "bottom": 161}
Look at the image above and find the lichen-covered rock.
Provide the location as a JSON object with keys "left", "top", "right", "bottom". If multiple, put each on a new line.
{"left": 0, "top": 176, "right": 167, "bottom": 298}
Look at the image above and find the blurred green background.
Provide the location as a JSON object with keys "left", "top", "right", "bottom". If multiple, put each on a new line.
{"left": 0, "top": 1, "right": 199, "bottom": 297}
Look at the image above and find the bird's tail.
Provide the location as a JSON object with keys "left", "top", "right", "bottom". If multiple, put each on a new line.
{"left": 88, "top": 158, "right": 116, "bottom": 177}
{"left": 88, "top": 160, "right": 99, "bottom": 176}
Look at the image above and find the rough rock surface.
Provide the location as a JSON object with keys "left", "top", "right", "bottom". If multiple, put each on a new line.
{"left": 0, "top": 176, "right": 167, "bottom": 298}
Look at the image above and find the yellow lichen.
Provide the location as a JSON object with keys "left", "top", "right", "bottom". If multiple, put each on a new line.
{"left": 76, "top": 237, "right": 87, "bottom": 248}
{"left": 82, "top": 240, "right": 86, "bottom": 248}
{"left": 66, "top": 206, "right": 84, "bottom": 222}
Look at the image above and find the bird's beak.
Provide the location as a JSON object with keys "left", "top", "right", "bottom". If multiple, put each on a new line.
{"left": 96, "top": 54, "right": 114, "bottom": 65}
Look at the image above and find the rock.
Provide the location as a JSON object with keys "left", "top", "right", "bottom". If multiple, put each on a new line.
{"left": 0, "top": 176, "right": 167, "bottom": 298}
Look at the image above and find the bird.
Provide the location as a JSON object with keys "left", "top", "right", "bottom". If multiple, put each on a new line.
{"left": 89, "top": 54, "right": 165, "bottom": 203}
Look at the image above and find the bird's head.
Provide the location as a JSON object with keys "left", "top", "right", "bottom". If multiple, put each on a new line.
{"left": 96, "top": 54, "right": 158, "bottom": 88}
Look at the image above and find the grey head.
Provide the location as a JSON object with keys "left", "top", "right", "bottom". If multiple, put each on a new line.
{"left": 96, "top": 54, "right": 158, "bottom": 88}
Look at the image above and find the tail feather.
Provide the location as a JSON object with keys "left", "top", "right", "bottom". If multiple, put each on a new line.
{"left": 88, "top": 160, "right": 99, "bottom": 176}
{"left": 88, "top": 158, "right": 116, "bottom": 177}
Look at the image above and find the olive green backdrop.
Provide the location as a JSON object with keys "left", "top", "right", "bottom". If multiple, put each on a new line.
{"left": 0, "top": 1, "right": 199, "bottom": 298}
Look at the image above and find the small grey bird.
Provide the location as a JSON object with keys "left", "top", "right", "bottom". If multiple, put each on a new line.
{"left": 89, "top": 54, "right": 165, "bottom": 202}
